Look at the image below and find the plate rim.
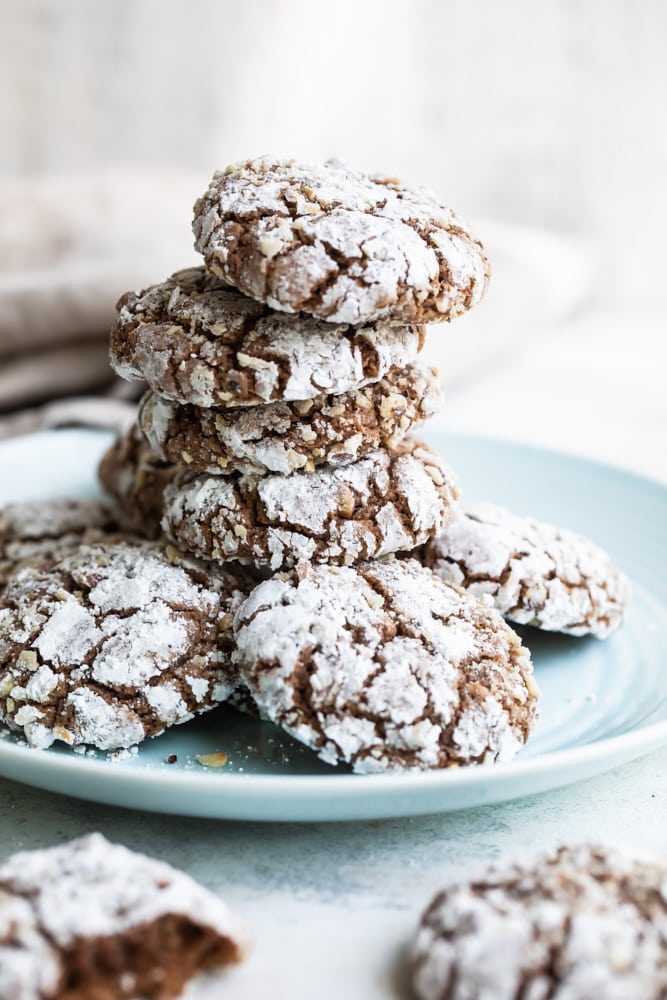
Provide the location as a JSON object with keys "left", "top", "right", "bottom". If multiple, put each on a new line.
{"left": 2, "top": 713, "right": 667, "bottom": 799}
{"left": 0, "top": 427, "right": 665, "bottom": 820}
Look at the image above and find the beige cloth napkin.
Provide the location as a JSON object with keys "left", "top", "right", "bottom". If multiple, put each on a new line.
{"left": 0, "top": 168, "right": 595, "bottom": 438}
{"left": 0, "top": 395, "right": 138, "bottom": 441}
{"left": 0, "top": 168, "right": 205, "bottom": 424}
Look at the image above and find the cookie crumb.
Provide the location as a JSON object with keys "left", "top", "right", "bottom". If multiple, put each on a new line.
{"left": 197, "top": 752, "right": 229, "bottom": 768}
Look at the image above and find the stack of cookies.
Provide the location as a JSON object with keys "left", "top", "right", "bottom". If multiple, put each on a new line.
{"left": 104, "top": 157, "right": 491, "bottom": 569}
{"left": 94, "top": 156, "right": 543, "bottom": 772}
{"left": 0, "top": 157, "right": 627, "bottom": 772}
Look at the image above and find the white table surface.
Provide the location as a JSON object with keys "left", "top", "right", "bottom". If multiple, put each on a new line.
{"left": 0, "top": 302, "right": 665, "bottom": 999}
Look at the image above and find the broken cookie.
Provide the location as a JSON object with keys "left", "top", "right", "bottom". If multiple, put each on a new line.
{"left": 0, "top": 833, "right": 245, "bottom": 1000}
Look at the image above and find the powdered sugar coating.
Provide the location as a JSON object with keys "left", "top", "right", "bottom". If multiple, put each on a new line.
{"left": 0, "top": 498, "right": 129, "bottom": 592}
{"left": 98, "top": 423, "right": 177, "bottom": 539}
{"left": 419, "top": 502, "right": 629, "bottom": 637}
{"left": 0, "top": 542, "right": 249, "bottom": 750}
{"left": 411, "top": 843, "right": 667, "bottom": 1000}
{"left": 0, "top": 833, "right": 245, "bottom": 1000}
{"left": 162, "top": 439, "right": 459, "bottom": 571}
{"left": 110, "top": 267, "right": 424, "bottom": 408}
{"left": 193, "top": 157, "right": 489, "bottom": 325}
{"left": 0, "top": 890, "right": 61, "bottom": 1000}
{"left": 139, "top": 362, "right": 442, "bottom": 476}
{"left": 233, "top": 559, "right": 537, "bottom": 773}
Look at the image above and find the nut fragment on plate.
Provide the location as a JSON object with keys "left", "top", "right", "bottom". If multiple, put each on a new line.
{"left": 0, "top": 833, "right": 246, "bottom": 1000}
{"left": 197, "top": 752, "right": 229, "bottom": 767}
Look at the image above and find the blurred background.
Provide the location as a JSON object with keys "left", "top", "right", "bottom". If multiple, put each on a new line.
{"left": 1, "top": 0, "right": 665, "bottom": 474}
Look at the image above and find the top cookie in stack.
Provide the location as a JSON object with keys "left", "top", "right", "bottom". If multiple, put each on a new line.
{"left": 106, "top": 157, "right": 490, "bottom": 570}
{"left": 192, "top": 157, "right": 488, "bottom": 325}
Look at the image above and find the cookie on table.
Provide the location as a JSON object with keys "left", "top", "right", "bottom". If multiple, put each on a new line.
{"left": 110, "top": 266, "right": 425, "bottom": 408}
{"left": 162, "top": 438, "right": 459, "bottom": 571}
{"left": 233, "top": 559, "right": 538, "bottom": 773}
{"left": 0, "top": 541, "right": 250, "bottom": 751}
{"left": 0, "top": 497, "right": 127, "bottom": 592}
{"left": 0, "top": 833, "right": 245, "bottom": 1000}
{"left": 193, "top": 156, "right": 489, "bottom": 325}
{"left": 98, "top": 424, "right": 177, "bottom": 539}
{"left": 139, "top": 362, "right": 442, "bottom": 476}
{"left": 418, "top": 501, "right": 629, "bottom": 638}
{"left": 411, "top": 843, "right": 667, "bottom": 1000}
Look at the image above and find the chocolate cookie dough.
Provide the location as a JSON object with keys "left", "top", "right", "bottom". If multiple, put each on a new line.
{"left": 161, "top": 438, "right": 459, "bottom": 571}
{"left": 110, "top": 266, "right": 425, "bottom": 408}
{"left": 193, "top": 157, "right": 489, "bottom": 325}
{"left": 233, "top": 558, "right": 538, "bottom": 772}
{"left": 139, "top": 362, "right": 442, "bottom": 476}
{"left": 0, "top": 833, "right": 245, "bottom": 1000}
{"left": 418, "top": 501, "right": 629, "bottom": 637}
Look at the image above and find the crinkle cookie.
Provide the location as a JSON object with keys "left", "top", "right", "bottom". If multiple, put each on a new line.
{"left": 411, "top": 843, "right": 667, "bottom": 1000}
{"left": 193, "top": 157, "right": 489, "bottom": 325}
{"left": 110, "top": 266, "right": 425, "bottom": 408}
{"left": 139, "top": 362, "right": 442, "bottom": 476}
{"left": 418, "top": 501, "right": 629, "bottom": 637}
{"left": 162, "top": 438, "right": 458, "bottom": 571}
{"left": 0, "top": 833, "right": 245, "bottom": 1000}
{"left": 98, "top": 424, "right": 177, "bottom": 539}
{"left": 0, "top": 541, "right": 250, "bottom": 750}
{"left": 233, "top": 559, "right": 537, "bottom": 773}
{"left": 0, "top": 498, "right": 126, "bottom": 592}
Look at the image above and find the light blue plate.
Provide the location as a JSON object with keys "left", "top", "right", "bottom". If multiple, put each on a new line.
{"left": 0, "top": 429, "right": 665, "bottom": 822}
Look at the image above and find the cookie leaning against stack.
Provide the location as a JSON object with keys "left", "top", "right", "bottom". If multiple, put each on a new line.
{"left": 99, "top": 155, "right": 542, "bottom": 771}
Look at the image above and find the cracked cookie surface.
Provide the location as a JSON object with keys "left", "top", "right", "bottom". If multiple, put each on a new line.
{"left": 411, "top": 843, "right": 667, "bottom": 1000}
{"left": 418, "top": 501, "right": 629, "bottom": 637}
{"left": 193, "top": 157, "right": 489, "bottom": 325}
{"left": 0, "top": 833, "right": 245, "bottom": 1000}
{"left": 0, "top": 498, "right": 129, "bottom": 594}
{"left": 139, "top": 362, "right": 442, "bottom": 476}
{"left": 98, "top": 424, "right": 177, "bottom": 539}
{"left": 161, "top": 438, "right": 459, "bottom": 571}
{"left": 0, "top": 541, "right": 249, "bottom": 750}
{"left": 110, "top": 266, "right": 424, "bottom": 408}
{"left": 233, "top": 559, "right": 537, "bottom": 773}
